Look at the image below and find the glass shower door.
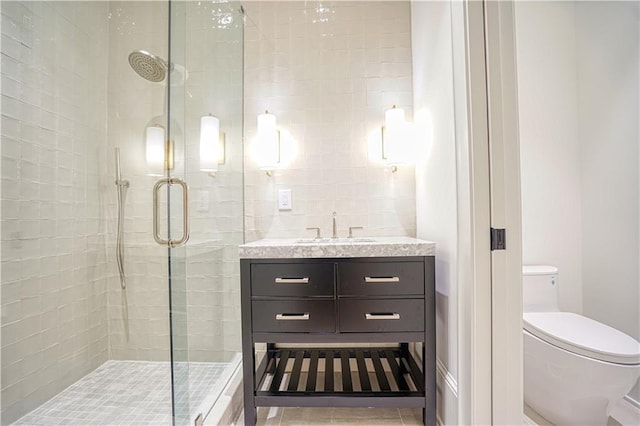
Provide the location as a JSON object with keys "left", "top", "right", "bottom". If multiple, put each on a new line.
{"left": 165, "top": 2, "right": 245, "bottom": 424}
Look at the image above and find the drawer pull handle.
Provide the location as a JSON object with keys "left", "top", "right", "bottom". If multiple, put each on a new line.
{"left": 365, "top": 313, "right": 400, "bottom": 320}
{"left": 275, "top": 277, "right": 310, "bottom": 284}
{"left": 364, "top": 276, "right": 400, "bottom": 283}
{"left": 276, "top": 313, "right": 310, "bottom": 321}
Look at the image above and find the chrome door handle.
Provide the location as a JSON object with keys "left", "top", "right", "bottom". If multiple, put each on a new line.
{"left": 365, "top": 313, "right": 400, "bottom": 320}
{"left": 276, "top": 313, "right": 310, "bottom": 321}
{"left": 153, "top": 177, "right": 190, "bottom": 248}
{"left": 275, "top": 277, "right": 310, "bottom": 284}
{"left": 364, "top": 276, "right": 400, "bottom": 283}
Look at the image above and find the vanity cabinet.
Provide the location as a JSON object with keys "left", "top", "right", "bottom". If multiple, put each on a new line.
{"left": 240, "top": 256, "right": 435, "bottom": 426}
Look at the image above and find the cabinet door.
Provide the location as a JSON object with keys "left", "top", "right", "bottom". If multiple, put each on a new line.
{"left": 251, "top": 263, "right": 334, "bottom": 297}
{"left": 338, "top": 299, "right": 424, "bottom": 332}
{"left": 338, "top": 261, "right": 424, "bottom": 296}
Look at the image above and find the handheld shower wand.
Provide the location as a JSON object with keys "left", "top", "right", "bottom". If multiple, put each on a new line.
{"left": 115, "top": 148, "right": 130, "bottom": 289}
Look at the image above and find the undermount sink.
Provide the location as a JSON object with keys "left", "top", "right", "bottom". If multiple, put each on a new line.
{"left": 294, "top": 237, "right": 376, "bottom": 244}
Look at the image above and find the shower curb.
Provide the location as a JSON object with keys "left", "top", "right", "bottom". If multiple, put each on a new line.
{"left": 203, "top": 359, "right": 243, "bottom": 426}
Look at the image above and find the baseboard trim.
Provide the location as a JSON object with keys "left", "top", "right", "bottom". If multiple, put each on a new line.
{"left": 435, "top": 358, "right": 458, "bottom": 425}
{"left": 436, "top": 358, "right": 458, "bottom": 398}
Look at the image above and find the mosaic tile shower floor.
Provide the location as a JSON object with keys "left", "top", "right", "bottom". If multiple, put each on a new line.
{"left": 13, "top": 360, "right": 230, "bottom": 425}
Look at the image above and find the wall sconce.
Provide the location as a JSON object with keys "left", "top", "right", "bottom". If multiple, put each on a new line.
{"left": 256, "top": 110, "right": 280, "bottom": 176}
{"left": 199, "top": 114, "right": 225, "bottom": 176}
{"left": 146, "top": 124, "right": 173, "bottom": 175}
{"left": 381, "top": 105, "right": 411, "bottom": 172}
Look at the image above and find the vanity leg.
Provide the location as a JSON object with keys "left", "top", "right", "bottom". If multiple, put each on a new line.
{"left": 242, "top": 343, "right": 257, "bottom": 426}
{"left": 244, "top": 406, "right": 257, "bottom": 426}
{"left": 241, "top": 260, "right": 257, "bottom": 426}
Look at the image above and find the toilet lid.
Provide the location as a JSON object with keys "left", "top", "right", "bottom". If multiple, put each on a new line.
{"left": 524, "top": 312, "right": 640, "bottom": 365}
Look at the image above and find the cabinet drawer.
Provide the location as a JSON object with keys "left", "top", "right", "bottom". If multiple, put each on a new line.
{"left": 251, "top": 263, "right": 334, "bottom": 297}
{"left": 338, "top": 261, "right": 424, "bottom": 296}
{"left": 338, "top": 299, "right": 424, "bottom": 332}
{"left": 252, "top": 300, "right": 335, "bottom": 333}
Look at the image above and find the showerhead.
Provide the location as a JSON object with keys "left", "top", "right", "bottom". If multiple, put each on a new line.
{"left": 128, "top": 50, "right": 167, "bottom": 82}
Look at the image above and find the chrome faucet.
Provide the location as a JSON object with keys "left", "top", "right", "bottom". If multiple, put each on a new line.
{"left": 348, "top": 226, "right": 363, "bottom": 238}
{"left": 306, "top": 227, "right": 321, "bottom": 239}
{"left": 332, "top": 212, "right": 337, "bottom": 238}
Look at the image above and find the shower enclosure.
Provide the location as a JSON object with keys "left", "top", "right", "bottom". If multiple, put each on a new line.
{"left": 1, "top": 1, "right": 244, "bottom": 425}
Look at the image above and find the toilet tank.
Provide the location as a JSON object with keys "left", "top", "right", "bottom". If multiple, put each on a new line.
{"left": 523, "top": 265, "right": 559, "bottom": 312}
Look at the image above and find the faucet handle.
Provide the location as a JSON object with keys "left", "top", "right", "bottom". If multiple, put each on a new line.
{"left": 348, "top": 226, "right": 363, "bottom": 238}
{"left": 306, "top": 227, "right": 321, "bottom": 239}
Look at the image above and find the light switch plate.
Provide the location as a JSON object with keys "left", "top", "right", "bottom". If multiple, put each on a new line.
{"left": 278, "top": 189, "right": 292, "bottom": 210}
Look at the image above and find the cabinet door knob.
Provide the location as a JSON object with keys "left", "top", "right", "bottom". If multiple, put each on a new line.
{"left": 275, "top": 277, "right": 310, "bottom": 284}
{"left": 365, "top": 313, "right": 400, "bottom": 320}
{"left": 276, "top": 313, "right": 310, "bottom": 321}
{"left": 364, "top": 276, "right": 400, "bottom": 283}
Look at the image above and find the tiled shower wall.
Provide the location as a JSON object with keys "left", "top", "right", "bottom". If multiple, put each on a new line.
{"left": 243, "top": 1, "right": 416, "bottom": 241}
{"left": 1, "top": 2, "right": 110, "bottom": 423}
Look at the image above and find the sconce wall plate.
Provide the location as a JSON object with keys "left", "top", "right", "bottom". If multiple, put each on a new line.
{"left": 200, "top": 114, "right": 223, "bottom": 174}
{"left": 257, "top": 110, "right": 281, "bottom": 175}
{"left": 146, "top": 124, "right": 174, "bottom": 175}
{"left": 165, "top": 138, "right": 174, "bottom": 171}
{"left": 381, "top": 105, "right": 410, "bottom": 172}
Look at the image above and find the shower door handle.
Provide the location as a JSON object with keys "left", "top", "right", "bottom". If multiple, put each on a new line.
{"left": 153, "top": 177, "right": 190, "bottom": 248}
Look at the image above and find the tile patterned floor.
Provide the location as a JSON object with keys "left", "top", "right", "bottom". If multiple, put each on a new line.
{"left": 13, "top": 360, "right": 230, "bottom": 425}
{"left": 234, "top": 407, "right": 423, "bottom": 426}
{"left": 236, "top": 369, "right": 425, "bottom": 426}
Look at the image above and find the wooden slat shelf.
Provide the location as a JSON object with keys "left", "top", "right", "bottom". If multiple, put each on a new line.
{"left": 256, "top": 347, "right": 424, "bottom": 399}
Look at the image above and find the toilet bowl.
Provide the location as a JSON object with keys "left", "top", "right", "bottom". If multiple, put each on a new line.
{"left": 522, "top": 266, "right": 640, "bottom": 425}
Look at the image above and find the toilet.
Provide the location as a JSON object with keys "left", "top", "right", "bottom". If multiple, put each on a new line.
{"left": 523, "top": 265, "right": 640, "bottom": 425}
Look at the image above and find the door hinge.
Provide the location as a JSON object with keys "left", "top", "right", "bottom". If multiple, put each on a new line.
{"left": 491, "top": 228, "right": 506, "bottom": 251}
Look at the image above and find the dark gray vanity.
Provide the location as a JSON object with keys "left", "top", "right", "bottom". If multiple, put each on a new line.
{"left": 239, "top": 238, "right": 436, "bottom": 426}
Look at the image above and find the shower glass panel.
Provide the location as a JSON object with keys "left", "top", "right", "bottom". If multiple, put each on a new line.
{"left": 0, "top": 1, "right": 244, "bottom": 425}
{"left": 167, "top": 1, "right": 245, "bottom": 425}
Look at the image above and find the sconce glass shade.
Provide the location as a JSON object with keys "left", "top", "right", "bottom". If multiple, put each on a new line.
{"left": 200, "top": 115, "right": 220, "bottom": 172}
{"left": 146, "top": 125, "right": 166, "bottom": 174}
{"left": 257, "top": 111, "right": 279, "bottom": 171}
{"left": 383, "top": 105, "right": 410, "bottom": 167}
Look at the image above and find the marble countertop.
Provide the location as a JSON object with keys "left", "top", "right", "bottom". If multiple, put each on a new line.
{"left": 239, "top": 237, "right": 436, "bottom": 259}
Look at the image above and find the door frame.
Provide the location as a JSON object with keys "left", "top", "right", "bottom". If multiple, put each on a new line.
{"left": 454, "top": 0, "right": 493, "bottom": 424}
{"left": 458, "top": 0, "right": 523, "bottom": 424}
{"left": 483, "top": 1, "right": 524, "bottom": 424}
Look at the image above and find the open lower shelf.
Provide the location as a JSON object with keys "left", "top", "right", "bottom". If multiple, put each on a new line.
{"left": 255, "top": 347, "right": 424, "bottom": 400}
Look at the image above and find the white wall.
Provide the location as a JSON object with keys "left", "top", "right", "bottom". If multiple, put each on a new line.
{"left": 577, "top": 0, "right": 639, "bottom": 346}
{"left": 243, "top": 1, "right": 415, "bottom": 241}
{"left": 411, "top": 2, "right": 458, "bottom": 424}
{"left": 576, "top": 1, "right": 640, "bottom": 404}
{"left": 515, "top": 1, "right": 583, "bottom": 314}
{"left": 516, "top": 0, "right": 640, "bottom": 405}
{"left": 1, "top": 2, "right": 110, "bottom": 423}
